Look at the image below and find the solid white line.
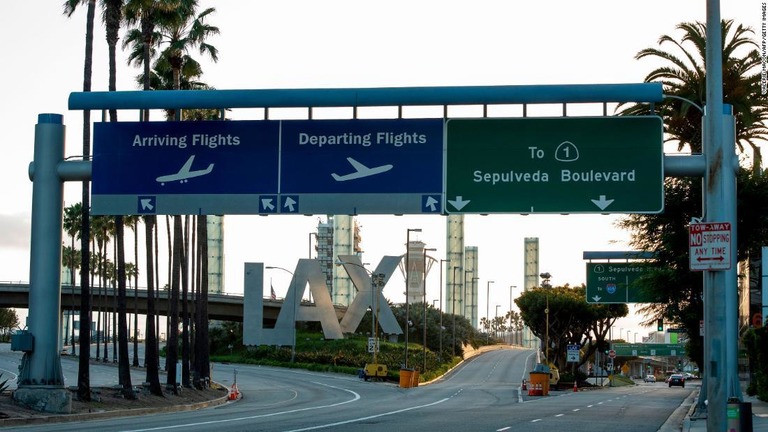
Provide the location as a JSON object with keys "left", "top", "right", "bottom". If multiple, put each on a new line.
{"left": 124, "top": 382, "right": 360, "bottom": 432}
{"left": 285, "top": 398, "right": 450, "bottom": 432}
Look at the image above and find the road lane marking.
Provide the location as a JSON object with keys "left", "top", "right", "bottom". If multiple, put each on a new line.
{"left": 497, "top": 427, "right": 511, "bottom": 431}
{"left": 285, "top": 398, "right": 450, "bottom": 432}
{"left": 124, "top": 382, "right": 360, "bottom": 432}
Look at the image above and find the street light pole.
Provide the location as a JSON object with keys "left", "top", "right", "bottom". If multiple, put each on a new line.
{"left": 404, "top": 228, "right": 421, "bottom": 369}
{"left": 486, "top": 280, "right": 495, "bottom": 343}
{"left": 451, "top": 266, "right": 459, "bottom": 357}
{"left": 509, "top": 285, "right": 516, "bottom": 345}
{"left": 540, "top": 272, "right": 551, "bottom": 363}
{"left": 439, "top": 259, "right": 450, "bottom": 359}
{"left": 422, "top": 248, "right": 436, "bottom": 372}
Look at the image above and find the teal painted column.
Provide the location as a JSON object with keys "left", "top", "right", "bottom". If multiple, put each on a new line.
{"left": 14, "top": 114, "right": 71, "bottom": 413}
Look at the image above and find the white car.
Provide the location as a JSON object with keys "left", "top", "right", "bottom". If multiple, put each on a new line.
{"left": 644, "top": 374, "right": 656, "bottom": 383}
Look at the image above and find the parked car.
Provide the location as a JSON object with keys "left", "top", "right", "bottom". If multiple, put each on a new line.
{"left": 668, "top": 374, "right": 685, "bottom": 388}
{"left": 644, "top": 374, "right": 656, "bottom": 383}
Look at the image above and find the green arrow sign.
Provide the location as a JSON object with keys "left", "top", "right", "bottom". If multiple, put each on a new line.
{"left": 612, "top": 343, "right": 685, "bottom": 357}
{"left": 445, "top": 116, "right": 663, "bottom": 214}
{"left": 586, "top": 262, "right": 655, "bottom": 303}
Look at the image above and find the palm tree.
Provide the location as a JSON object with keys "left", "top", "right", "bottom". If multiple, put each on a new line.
{"left": 617, "top": 19, "right": 768, "bottom": 370}
{"left": 619, "top": 20, "right": 767, "bottom": 171}
{"left": 124, "top": 0, "right": 180, "bottom": 395}
{"left": 63, "top": 203, "right": 82, "bottom": 353}
{"left": 155, "top": 1, "right": 219, "bottom": 390}
{"left": 63, "top": 0, "right": 95, "bottom": 403}
{"left": 124, "top": 215, "right": 141, "bottom": 367}
{"left": 143, "top": 215, "right": 163, "bottom": 396}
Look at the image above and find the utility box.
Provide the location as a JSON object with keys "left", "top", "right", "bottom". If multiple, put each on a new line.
{"left": 364, "top": 363, "right": 388, "bottom": 380}
{"left": 11, "top": 331, "right": 34, "bottom": 352}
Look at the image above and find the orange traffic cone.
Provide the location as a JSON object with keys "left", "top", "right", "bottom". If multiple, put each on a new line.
{"left": 228, "top": 383, "right": 240, "bottom": 400}
{"left": 573, "top": 381, "right": 578, "bottom": 392}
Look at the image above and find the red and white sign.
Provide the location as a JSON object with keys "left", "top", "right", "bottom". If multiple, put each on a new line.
{"left": 689, "top": 222, "right": 731, "bottom": 271}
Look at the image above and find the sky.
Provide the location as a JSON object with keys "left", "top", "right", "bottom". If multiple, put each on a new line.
{"left": 1, "top": 1, "right": 764, "bottom": 341}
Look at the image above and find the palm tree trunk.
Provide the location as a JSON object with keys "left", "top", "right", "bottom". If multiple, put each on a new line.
{"left": 133, "top": 221, "right": 139, "bottom": 367}
{"left": 144, "top": 216, "right": 163, "bottom": 396}
{"left": 166, "top": 216, "right": 182, "bottom": 394}
{"left": 181, "top": 216, "right": 191, "bottom": 388}
{"left": 195, "top": 215, "right": 210, "bottom": 388}
{"left": 76, "top": 0, "right": 96, "bottom": 403}
{"left": 115, "top": 216, "right": 135, "bottom": 399}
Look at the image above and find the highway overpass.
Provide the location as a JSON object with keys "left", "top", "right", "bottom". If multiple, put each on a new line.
{"left": 0, "top": 281, "right": 347, "bottom": 323}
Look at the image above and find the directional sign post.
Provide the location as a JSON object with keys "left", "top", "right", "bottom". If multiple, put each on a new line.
{"left": 586, "top": 262, "right": 655, "bottom": 303}
{"left": 445, "top": 116, "right": 663, "bottom": 214}
{"left": 612, "top": 343, "right": 686, "bottom": 356}
{"left": 689, "top": 222, "right": 732, "bottom": 271}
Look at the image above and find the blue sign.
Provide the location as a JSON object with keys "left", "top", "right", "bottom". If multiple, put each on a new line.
{"left": 93, "top": 121, "right": 279, "bottom": 195}
{"left": 280, "top": 119, "right": 443, "bottom": 194}
{"left": 92, "top": 119, "right": 444, "bottom": 215}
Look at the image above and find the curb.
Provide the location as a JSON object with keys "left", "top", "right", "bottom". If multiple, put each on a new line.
{"left": 0, "top": 384, "right": 232, "bottom": 428}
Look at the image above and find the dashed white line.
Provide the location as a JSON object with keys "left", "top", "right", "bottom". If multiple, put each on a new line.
{"left": 496, "top": 427, "right": 511, "bottom": 431}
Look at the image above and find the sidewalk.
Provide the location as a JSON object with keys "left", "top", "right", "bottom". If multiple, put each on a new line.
{"left": 683, "top": 391, "right": 768, "bottom": 431}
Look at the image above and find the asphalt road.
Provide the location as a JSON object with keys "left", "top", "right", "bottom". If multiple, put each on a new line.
{"left": 0, "top": 346, "right": 693, "bottom": 432}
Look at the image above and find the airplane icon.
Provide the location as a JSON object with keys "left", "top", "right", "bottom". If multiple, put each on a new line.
{"left": 331, "top": 157, "right": 393, "bottom": 182}
{"left": 156, "top": 155, "right": 214, "bottom": 185}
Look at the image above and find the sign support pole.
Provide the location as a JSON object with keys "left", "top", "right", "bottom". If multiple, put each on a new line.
{"left": 703, "top": 0, "right": 739, "bottom": 428}
{"left": 13, "top": 114, "right": 72, "bottom": 413}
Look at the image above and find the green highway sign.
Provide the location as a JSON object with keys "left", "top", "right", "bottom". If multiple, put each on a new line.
{"left": 586, "top": 262, "right": 655, "bottom": 304}
{"left": 445, "top": 116, "right": 663, "bottom": 214}
{"left": 612, "top": 343, "right": 685, "bottom": 357}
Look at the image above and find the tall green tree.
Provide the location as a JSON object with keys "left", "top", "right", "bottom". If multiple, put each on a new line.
{"left": 63, "top": 0, "right": 95, "bottom": 402}
{"left": 617, "top": 20, "right": 768, "bottom": 371}
{"left": 0, "top": 308, "right": 19, "bottom": 341}
{"left": 516, "top": 285, "right": 628, "bottom": 371}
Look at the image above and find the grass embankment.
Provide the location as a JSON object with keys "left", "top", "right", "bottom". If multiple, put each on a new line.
{"left": 210, "top": 331, "right": 462, "bottom": 383}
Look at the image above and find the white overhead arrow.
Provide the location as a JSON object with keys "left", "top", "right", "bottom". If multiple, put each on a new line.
{"left": 283, "top": 197, "right": 297, "bottom": 212}
{"left": 261, "top": 198, "right": 275, "bottom": 211}
{"left": 590, "top": 195, "right": 614, "bottom": 210}
{"left": 140, "top": 199, "right": 154, "bottom": 211}
{"left": 424, "top": 196, "right": 438, "bottom": 211}
{"left": 592, "top": 295, "right": 602, "bottom": 302}
{"left": 448, "top": 196, "right": 471, "bottom": 211}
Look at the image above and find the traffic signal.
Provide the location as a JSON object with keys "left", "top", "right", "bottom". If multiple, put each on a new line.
{"left": 657, "top": 318, "right": 664, "bottom": 332}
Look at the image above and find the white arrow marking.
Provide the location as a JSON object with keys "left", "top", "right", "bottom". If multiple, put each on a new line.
{"left": 592, "top": 295, "right": 602, "bottom": 302}
{"left": 590, "top": 195, "right": 614, "bottom": 210}
{"left": 448, "top": 196, "right": 470, "bottom": 211}
{"left": 425, "top": 196, "right": 438, "bottom": 211}
{"left": 283, "top": 197, "right": 297, "bottom": 212}
{"left": 140, "top": 199, "right": 154, "bottom": 211}
{"left": 261, "top": 198, "right": 275, "bottom": 211}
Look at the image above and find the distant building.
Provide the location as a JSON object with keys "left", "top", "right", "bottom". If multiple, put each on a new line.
{"left": 314, "top": 215, "right": 362, "bottom": 306}
{"left": 445, "top": 215, "right": 464, "bottom": 315}
{"left": 464, "top": 246, "right": 479, "bottom": 328}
